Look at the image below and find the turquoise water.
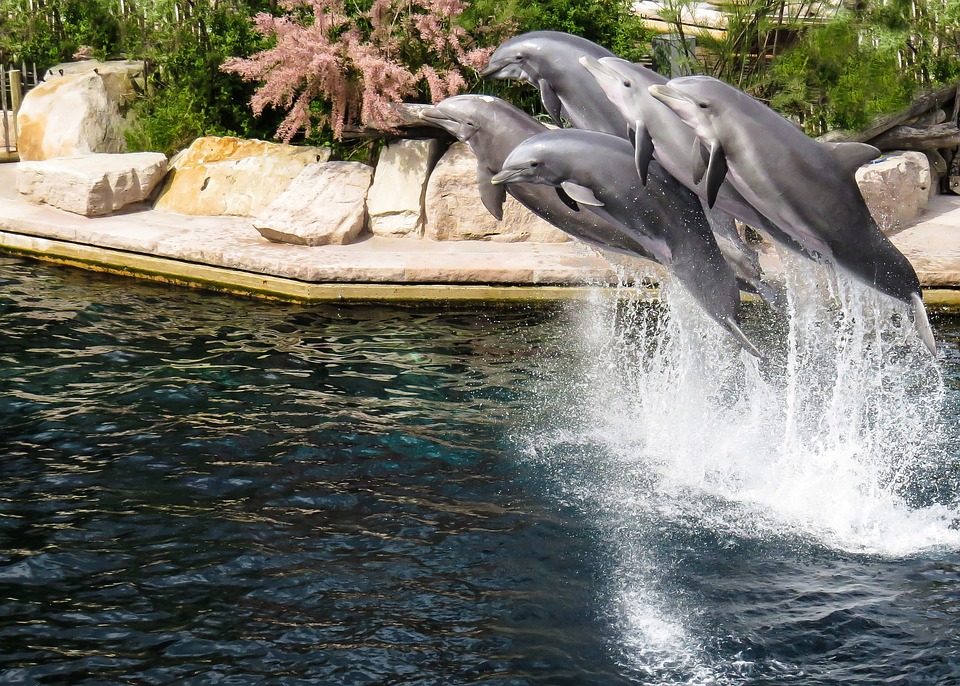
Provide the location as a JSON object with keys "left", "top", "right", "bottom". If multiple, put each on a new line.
{"left": 1, "top": 256, "right": 958, "bottom": 685}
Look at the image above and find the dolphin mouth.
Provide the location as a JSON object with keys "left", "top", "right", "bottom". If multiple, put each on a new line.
{"left": 480, "top": 60, "right": 509, "bottom": 78}
{"left": 418, "top": 106, "right": 452, "bottom": 125}
{"left": 490, "top": 167, "right": 527, "bottom": 185}
{"left": 648, "top": 83, "right": 692, "bottom": 107}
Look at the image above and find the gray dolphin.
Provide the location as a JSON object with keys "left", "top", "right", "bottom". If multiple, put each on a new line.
{"left": 490, "top": 129, "right": 762, "bottom": 357}
{"left": 419, "top": 95, "right": 659, "bottom": 259}
{"left": 579, "top": 56, "right": 807, "bottom": 259}
{"left": 648, "top": 75, "right": 936, "bottom": 355}
{"left": 480, "top": 31, "right": 624, "bottom": 135}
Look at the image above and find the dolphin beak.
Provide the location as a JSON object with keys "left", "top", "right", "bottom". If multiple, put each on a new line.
{"left": 648, "top": 84, "right": 688, "bottom": 107}
{"left": 419, "top": 106, "right": 451, "bottom": 125}
{"left": 578, "top": 55, "right": 617, "bottom": 81}
{"left": 480, "top": 60, "right": 507, "bottom": 78}
{"left": 490, "top": 167, "right": 525, "bottom": 185}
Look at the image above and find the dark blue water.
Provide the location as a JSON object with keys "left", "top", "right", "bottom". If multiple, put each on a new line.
{"left": 1, "top": 256, "right": 958, "bottom": 685}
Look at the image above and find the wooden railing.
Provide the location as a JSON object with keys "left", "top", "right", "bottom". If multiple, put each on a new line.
{"left": 1, "top": 63, "right": 38, "bottom": 161}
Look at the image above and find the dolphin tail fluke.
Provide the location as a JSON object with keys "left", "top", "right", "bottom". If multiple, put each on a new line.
{"left": 723, "top": 316, "right": 763, "bottom": 359}
{"left": 911, "top": 292, "right": 937, "bottom": 357}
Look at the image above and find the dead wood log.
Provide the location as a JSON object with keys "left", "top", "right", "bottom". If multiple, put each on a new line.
{"left": 817, "top": 83, "right": 958, "bottom": 143}
{"left": 868, "top": 122, "right": 960, "bottom": 151}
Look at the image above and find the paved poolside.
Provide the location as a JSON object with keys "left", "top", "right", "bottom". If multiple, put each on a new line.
{"left": 0, "top": 162, "right": 958, "bottom": 307}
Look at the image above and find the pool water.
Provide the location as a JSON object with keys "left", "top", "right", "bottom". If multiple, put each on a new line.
{"left": 1, "top": 256, "right": 958, "bottom": 685}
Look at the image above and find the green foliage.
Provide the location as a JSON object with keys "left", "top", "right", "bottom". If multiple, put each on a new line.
{"left": 767, "top": 12, "right": 916, "bottom": 134}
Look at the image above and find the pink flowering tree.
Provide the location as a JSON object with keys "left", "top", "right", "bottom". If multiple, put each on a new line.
{"left": 221, "top": 0, "right": 498, "bottom": 142}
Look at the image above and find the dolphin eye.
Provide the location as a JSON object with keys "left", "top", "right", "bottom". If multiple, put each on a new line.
{"left": 622, "top": 80, "right": 632, "bottom": 88}
{"left": 466, "top": 121, "right": 475, "bottom": 127}
{"left": 530, "top": 161, "right": 540, "bottom": 168}
{"left": 698, "top": 103, "right": 709, "bottom": 109}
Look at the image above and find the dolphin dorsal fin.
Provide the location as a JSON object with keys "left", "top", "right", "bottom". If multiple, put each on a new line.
{"left": 560, "top": 181, "right": 604, "bottom": 207}
{"left": 478, "top": 167, "right": 507, "bottom": 220}
{"left": 539, "top": 79, "right": 564, "bottom": 128}
{"left": 820, "top": 141, "right": 881, "bottom": 176}
{"left": 635, "top": 120, "right": 655, "bottom": 186}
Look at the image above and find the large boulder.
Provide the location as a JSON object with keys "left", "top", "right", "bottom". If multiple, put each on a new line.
{"left": 253, "top": 161, "right": 374, "bottom": 246}
{"left": 856, "top": 150, "right": 931, "bottom": 234}
{"left": 152, "top": 136, "right": 331, "bottom": 217}
{"left": 423, "top": 143, "right": 569, "bottom": 242}
{"left": 17, "top": 152, "right": 168, "bottom": 216}
{"left": 16, "top": 65, "right": 139, "bottom": 161}
{"left": 367, "top": 138, "right": 442, "bottom": 237}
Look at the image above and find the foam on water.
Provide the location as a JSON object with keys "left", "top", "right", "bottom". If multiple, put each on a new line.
{"left": 519, "top": 255, "right": 960, "bottom": 682}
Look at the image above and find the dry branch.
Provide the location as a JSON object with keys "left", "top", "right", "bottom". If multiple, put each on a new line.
{"left": 869, "top": 122, "right": 960, "bottom": 152}
{"left": 817, "top": 83, "right": 958, "bottom": 143}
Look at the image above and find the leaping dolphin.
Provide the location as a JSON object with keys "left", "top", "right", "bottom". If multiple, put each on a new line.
{"left": 490, "top": 129, "right": 763, "bottom": 358}
{"left": 578, "top": 55, "right": 786, "bottom": 307}
{"left": 480, "top": 31, "right": 624, "bottom": 135}
{"left": 419, "top": 95, "right": 658, "bottom": 260}
{"left": 647, "top": 75, "right": 936, "bottom": 355}
{"left": 481, "top": 32, "right": 772, "bottom": 305}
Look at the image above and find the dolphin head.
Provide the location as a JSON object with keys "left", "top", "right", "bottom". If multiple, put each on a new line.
{"left": 489, "top": 137, "right": 568, "bottom": 188}
{"left": 577, "top": 55, "right": 632, "bottom": 121}
{"left": 419, "top": 95, "right": 499, "bottom": 142}
{"left": 480, "top": 35, "right": 536, "bottom": 82}
{"left": 647, "top": 76, "right": 730, "bottom": 141}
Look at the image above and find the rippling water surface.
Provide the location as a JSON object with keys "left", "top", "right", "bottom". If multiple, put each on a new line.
{"left": 1, "top": 256, "right": 958, "bottom": 685}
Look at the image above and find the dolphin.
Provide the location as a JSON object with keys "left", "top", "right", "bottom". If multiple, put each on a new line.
{"left": 418, "top": 95, "right": 659, "bottom": 259}
{"left": 480, "top": 31, "right": 624, "bottom": 135}
{"left": 490, "top": 129, "right": 763, "bottom": 357}
{"left": 647, "top": 75, "right": 936, "bottom": 355}
{"left": 481, "top": 33, "right": 773, "bottom": 304}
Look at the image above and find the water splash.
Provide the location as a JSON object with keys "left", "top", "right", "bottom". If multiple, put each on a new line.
{"left": 519, "top": 257, "right": 960, "bottom": 682}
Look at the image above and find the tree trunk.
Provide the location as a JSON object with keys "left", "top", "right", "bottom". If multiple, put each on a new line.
{"left": 868, "top": 122, "right": 960, "bottom": 151}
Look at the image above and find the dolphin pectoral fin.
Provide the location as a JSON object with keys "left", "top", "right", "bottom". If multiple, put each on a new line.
{"left": 560, "top": 181, "right": 604, "bottom": 207}
{"left": 477, "top": 168, "right": 506, "bottom": 220}
{"left": 723, "top": 316, "right": 763, "bottom": 359}
{"left": 705, "top": 142, "right": 727, "bottom": 208}
{"left": 627, "top": 124, "right": 636, "bottom": 147}
{"left": 539, "top": 80, "right": 564, "bottom": 127}
{"left": 556, "top": 186, "right": 580, "bottom": 212}
{"left": 635, "top": 121, "right": 655, "bottom": 186}
{"left": 691, "top": 139, "right": 709, "bottom": 185}
{"left": 821, "top": 141, "right": 882, "bottom": 176}
{"left": 912, "top": 292, "right": 937, "bottom": 356}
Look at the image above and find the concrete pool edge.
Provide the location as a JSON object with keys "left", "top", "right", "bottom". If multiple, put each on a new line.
{"left": 0, "top": 230, "right": 627, "bottom": 303}
{"left": 4, "top": 229, "right": 960, "bottom": 311}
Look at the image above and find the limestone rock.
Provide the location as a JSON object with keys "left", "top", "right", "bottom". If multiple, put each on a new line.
{"left": 367, "top": 138, "right": 442, "bottom": 237}
{"left": 17, "top": 70, "right": 128, "bottom": 161}
{"left": 856, "top": 150, "right": 931, "bottom": 234}
{"left": 17, "top": 152, "right": 168, "bottom": 216}
{"left": 43, "top": 60, "right": 146, "bottom": 108}
{"left": 423, "top": 143, "right": 569, "bottom": 242}
{"left": 253, "top": 162, "right": 373, "bottom": 246}
{"left": 153, "top": 136, "right": 331, "bottom": 217}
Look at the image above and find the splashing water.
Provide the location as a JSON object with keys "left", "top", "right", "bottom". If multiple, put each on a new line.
{"left": 520, "top": 255, "right": 960, "bottom": 682}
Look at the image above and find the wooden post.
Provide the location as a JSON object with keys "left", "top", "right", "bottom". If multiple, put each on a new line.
{"left": 0, "top": 67, "right": 9, "bottom": 152}
{"left": 9, "top": 70, "right": 21, "bottom": 148}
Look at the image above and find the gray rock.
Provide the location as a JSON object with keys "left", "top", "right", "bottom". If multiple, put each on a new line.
{"left": 856, "top": 150, "right": 931, "bottom": 234}
{"left": 253, "top": 162, "right": 374, "bottom": 246}
{"left": 16, "top": 152, "right": 168, "bottom": 216}
{"left": 367, "top": 138, "right": 442, "bottom": 237}
{"left": 423, "top": 143, "right": 569, "bottom": 242}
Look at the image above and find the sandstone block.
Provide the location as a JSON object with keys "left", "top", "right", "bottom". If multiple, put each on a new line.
{"left": 423, "top": 143, "right": 569, "bottom": 242}
{"left": 152, "top": 136, "right": 331, "bottom": 216}
{"left": 17, "top": 70, "right": 128, "bottom": 161}
{"left": 17, "top": 152, "right": 168, "bottom": 216}
{"left": 253, "top": 162, "right": 373, "bottom": 246}
{"left": 367, "top": 138, "right": 442, "bottom": 237}
{"left": 856, "top": 150, "right": 931, "bottom": 234}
